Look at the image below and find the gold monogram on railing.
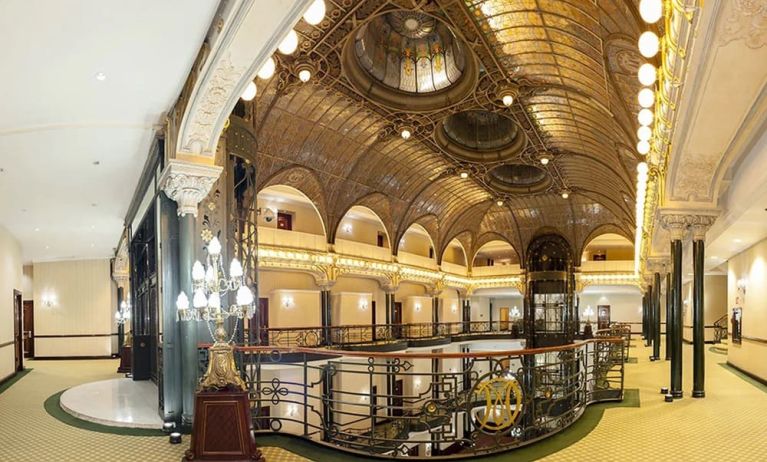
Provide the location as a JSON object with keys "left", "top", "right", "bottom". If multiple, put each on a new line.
{"left": 471, "top": 374, "right": 523, "bottom": 432}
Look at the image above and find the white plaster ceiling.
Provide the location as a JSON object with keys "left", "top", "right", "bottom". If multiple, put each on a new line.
{"left": 0, "top": 0, "right": 219, "bottom": 262}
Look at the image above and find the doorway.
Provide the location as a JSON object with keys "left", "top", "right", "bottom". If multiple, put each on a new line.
{"left": 13, "top": 290, "right": 23, "bottom": 372}
{"left": 257, "top": 297, "right": 269, "bottom": 344}
{"left": 392, "top": 379, "right": 404, "bottom": 417}
{"left": 22, "top": 300, "right": 34, "bottom": 358}
{"left": 392, "top": 302, "right": 403, "bottom": 338}
{"left": 597, "top": 305, "right": 611, "bottom": 330}
{"left": 499, "top": 307, "right": 510, "bottom": 331}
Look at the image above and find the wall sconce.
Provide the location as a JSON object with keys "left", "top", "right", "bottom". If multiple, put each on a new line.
{"left": 259, "top": 207, "right": 275, "bottom": 223}
{"left": 451, "top": 304, "right": 457, "bottom": 313}
{"left": 41, "top": 292, "right": 58, "bottom": 308}
{"left": 737, "top": 278, "right": 748, "bottom": 292}
{"left": 342, "top": 223, "right": 353, "bottom": 234}
{"left": 583, "top": 305, "right": 595, "bottom": 323}
{"left": 414, "top": 378, "right": 422, "bottom": 389}
{"left": 359, "top": 298, "right": 368, "bottom": 311}
{"left": 511, "top": 306, "right": 520, "bottom": 319}
{"left": 285, "top": 404, "right": 298, "bottom": 417}
{"left": 414, "top": 302, "right": 421, "bottom": 312}
{"left": 282, "top": 295, "right": 294, "bottom": 309}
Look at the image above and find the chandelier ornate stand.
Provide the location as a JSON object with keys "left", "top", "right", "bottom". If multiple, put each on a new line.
{"left": 176, "top": 236, "right": 263, "bottom": 462}
{"left": 115, "top": 299, "right": 132, "bottom": 374}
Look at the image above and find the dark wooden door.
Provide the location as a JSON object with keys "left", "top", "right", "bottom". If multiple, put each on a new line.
{"left": 13, "top": 291, "right": 23, "bottom": 371}
{"left": 597, "top": 305, "right": 611, "bottom": 330}
{"left": 392, "top": 379, "right": 404, "bottom": 417}
{"left": 22, "top": 300, "right": 34, "bottom": 358}
{"left": 277, "top": 212, "right": 292, "bottom": 230}
{"left": 393, "top": 302, "right": 403, "bottom": 338}
{"left": 257, "top": 298, "right": 269, "bottom": 344}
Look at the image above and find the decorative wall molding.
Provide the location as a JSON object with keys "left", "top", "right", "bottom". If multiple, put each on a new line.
{"left": 718, "top": 0, "right": 767, "bottom": 49}
{"left": 159, "top": 160, "right": 223, "bottom": 217}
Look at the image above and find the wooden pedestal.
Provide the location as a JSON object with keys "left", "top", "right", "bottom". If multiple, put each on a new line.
{"left": 184, "top": 390, "right": 264, "bottom": 462}
{"left": 117, "top": 345, "right": 132, "bottom": 373}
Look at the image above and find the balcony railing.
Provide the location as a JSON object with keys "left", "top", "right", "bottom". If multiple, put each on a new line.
{"left": 220, "top": 338, "right": 625, "bottom": 459}
{"left": 257, "top": 321, "right": 524, "bottom": 349}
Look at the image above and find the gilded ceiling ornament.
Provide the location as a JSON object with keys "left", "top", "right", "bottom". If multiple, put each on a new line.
{"left": 719, "top": 0, "right": 767, "bottom": 49}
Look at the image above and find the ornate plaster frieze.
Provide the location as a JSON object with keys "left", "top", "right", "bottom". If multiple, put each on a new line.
{"left": 159, "top": 160, "right": 223, "bottom": 217}
{"left": 659, "top": 213, "right": 691, "bottom": 241}
{"left": 719, "top": 0, "right": 767, "bottom": 49}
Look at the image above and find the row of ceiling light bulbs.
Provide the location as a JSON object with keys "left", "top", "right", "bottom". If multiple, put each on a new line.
{"left": 634, "top": 0, "right": 663, "bottom": 272}
{"left": 240, "top": 0, "right": 326, "bottom": 101}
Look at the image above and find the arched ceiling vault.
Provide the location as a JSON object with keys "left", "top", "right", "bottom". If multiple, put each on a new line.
{"left": 236, "top": 0, "right": 646, "bottom": 256}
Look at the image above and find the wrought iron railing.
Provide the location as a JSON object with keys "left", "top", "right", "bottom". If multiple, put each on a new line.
{"left": 713, "top": 315, "right": 728, "bottom": 343}
{"left": 257, "top": 321, "right": 524, "bottom": 349}
{"left": 223, "top": 338, "right": 624, "bottom": 459}
{"left": 596, "top": 323, "right": 632, "bottom": 361}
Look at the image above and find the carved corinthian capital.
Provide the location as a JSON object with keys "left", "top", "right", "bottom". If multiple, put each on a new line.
{"left": 659, "top": 213, "right": 690, "bottom": 241}
{"left": 689, "top": 214, "right": 717, "bottom": 241}
{"left": 159, "top": 159, "right": 223, "bottom": 217}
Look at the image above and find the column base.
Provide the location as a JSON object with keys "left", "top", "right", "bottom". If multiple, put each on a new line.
{"left": 692, "top": 390, "right": 705, "bottom": 398}
{"left": 664, "top": 394, "right": 674, "bottom": 402}
{"left": 660, "top": 387, "right": 669, "bottom": 394}
{"left": 672, "top": 390, "right": 683, "bottom": 399}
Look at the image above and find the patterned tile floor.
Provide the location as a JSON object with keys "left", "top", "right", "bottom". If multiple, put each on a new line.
{"left": 0, "top": 343, "right": 765, "bottom": 461}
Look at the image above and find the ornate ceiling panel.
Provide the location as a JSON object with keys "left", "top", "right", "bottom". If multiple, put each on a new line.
{"left": 235, "top": 0, "right": 646, "bottom": 264}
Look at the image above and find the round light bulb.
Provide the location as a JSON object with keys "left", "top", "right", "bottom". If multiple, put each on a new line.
{"left": 303, "top": 0, "right": 326, "bottom": 26}
{"left": 637, "top": 140, "right": 651, "bottom": 155}
{"left": 638, "top": 88, "right": 655, "bottom": 108}
{"left": 459, "top": 171, "right": 469, "bottom": 179}
{"left": 638, "top": 63, "right": 657, "bottom": 86}
{"left": 192, "top": 289, "right": 207, "bottom": 309}
{"left": 236, "top": 285, "right": 254, "bottom": 306}
{"left": 278, "top": 29, "right": 299, "bottom": 55}
{"left": 208, "top": 236, "right": 222, "bottom": 256}
{"left": 240, "top": 81, "right": 257, "bottom": 101}
{"left": 638, "top": 31, "right": 660, "bottom": 58}
{"left": 257, "top": 57, "right": 275, "bottom": 80}
{"left": 561, "top": 191, "right": 570, "bottom": 199}
{"left": 208, "top": 292, "right": 221, "bottom": 310}
{"left": 637, "top": 162, "right": 649, "bottom": 175}
{"left": 401, "top": 129, "right": 411, "bottom": 140}
{"left": 496, "top": 199, "right": 504, "bottom": 207}
{"left": 540, "top": 156, "right": 550, "bottom": 165}
{"left": 639, "top": 0, "right": 663, "bottom": 24}
{"left": 637, "top": 108, "right": 654, "bottom": 126}
{"left": 502, "top": 94, "right": 514, "bottom": 106}
{"left": 637, "top": 125, "right": 652, "bottom": 141}
{"left": 298, "top": 69, "right": 311, "bottom": 82}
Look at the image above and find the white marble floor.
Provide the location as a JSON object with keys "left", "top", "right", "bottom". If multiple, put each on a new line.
{"left": 59, "top": 378, "right": 163, "bottom": 429}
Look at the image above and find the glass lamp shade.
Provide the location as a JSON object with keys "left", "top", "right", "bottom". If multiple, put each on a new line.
{"left": 637, "top": 140, "right": 651, "bottom": 155}
{"left": 298, "top": 69, "right": 311, "bottom": 82}
{"left": 303, "top": 0, "right": 326, "bottom": 25}
{"left": 638, "top": 63, "right": 657, "bottom": 86}
{"left": 638, "top": 88, "right": 655, "bottom": 108}
{"left": 236, "top": 285, "right": 254, "bottom": 306}
{"left": 639, "top": 0, "right": 663, "bottom": 24}
{"left": 192, "top": 261, "right": 205, "bottom": 282}
{"left": 257, "top": 57, "right": 275, "bottom": 80}
{"left": 229, "top": 258, "right": 243, "bottom": 278}
{"left": 278, "top": 30, "right": 299, "bottom": 55}
{"left": 208, "top": 292, "right": 221, "bottom": 310}
{"left": 193, "top": 289, "right": 207, "bottom": 309}
{"left": 637, "top": 126, "right": 652, "bottom": 141}
{"left": 205, "top": 265, "right": 215, "bottom": 285}
{"left": 637, "top": 162, "right": 649, "bottom": 175}
{"left": 240, "top": 82, "right": 257, "bottom": 101}
{"left": 502, "top": 94, "right": 513, "bottom": 106}
{"left": 176, "top": 292, "right": 190, "bottom": 311}
{"left": 638, "top": 108, "right": 654, "bottom": 126}
{"left": 208, "top": 237, "right": 222, "bottom": 256}
{"left": 115, "top": 311, "right": 121, "bottom": 320}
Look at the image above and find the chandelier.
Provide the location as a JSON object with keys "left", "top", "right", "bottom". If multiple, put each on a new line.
{"left": 115, "top": 299, "right": 131, "bottom": 325}
{"left": 175, "top": 236, "right": 253, "bottom": 390}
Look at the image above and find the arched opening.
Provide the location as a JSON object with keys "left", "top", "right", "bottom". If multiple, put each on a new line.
{"left": 334, "top": 205, "right": 391, "bottom": 260}
{"left": 581, "top": 233, "right": 634, "bottom": 263}
{"left": 256, "top": 185, "right": 327, "bottom": 251}
{"left": 441, "top": 239, "right": 468, "bottom": 275}
{"left": 472, "top": 240, "right": 520, "bottom": 269}
{"left": 398, "top": 223, "right": 437, "bottom": 268}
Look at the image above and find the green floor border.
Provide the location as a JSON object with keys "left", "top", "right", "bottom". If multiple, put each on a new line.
{"left": 626, "top": 357, "right": 638, "bottom": 364}
{"left": 709, "top": 346, "right": 727, "bottom": 355}
{"left": 0, "top": 368, "right": 32, "bottom": 395}
{"left": 718, "top": 363, "right": 767, "bottom": 393}
{"left": 44, "top": 390, "right": 166, "bottom": 437}
{"left": 254, "top": 389, "right": 640, "bottom": 462}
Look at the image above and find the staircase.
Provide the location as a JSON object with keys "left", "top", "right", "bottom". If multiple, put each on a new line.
{"left": 713, "top": 315, "right": 728, "bottom": 344}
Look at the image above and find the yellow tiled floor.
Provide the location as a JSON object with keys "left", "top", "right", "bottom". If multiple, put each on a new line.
{"left": 0, "top": 343, "right": 765, "bottom": 461}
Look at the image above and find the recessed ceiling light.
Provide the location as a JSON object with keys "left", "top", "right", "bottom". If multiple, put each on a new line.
{"left": 34, "top": 228, "right": 40, "bottom": 232}
{"left": 90, "top": 243, "right": 95, "bottom": 248}
{"left": 45, "top": 245, "right": 50, "bottom": 250}
{"left": 459, "top": 171, "right": 469, "bottom": 179}
{"left": 93, "top": 161, "right": 100, "bottom": 165}
{"left": 95, "top": 72, "right": 107, "bottom": 81}
{"left": 91, "top": 203, "right": 98, "bottom": 207}
{"left": 734, "top": 238, "right": 742, "bottom": 243}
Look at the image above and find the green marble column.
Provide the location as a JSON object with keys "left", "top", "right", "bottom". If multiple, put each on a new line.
{"left": 692, "top": 238, "right": 705, "bottom": 398}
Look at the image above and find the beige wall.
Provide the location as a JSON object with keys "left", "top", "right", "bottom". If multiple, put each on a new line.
{"left": 22, "top": 265, "right": 33, "bottom": 300}
{"left": 727, "top": 238, "right": 767, "bottom": 380}
{"left": 0, "top": 225, "right": 23, "bottom": 381}
{"left": 442, "top": 241, "right": 466, "bottom": 266}
{"left": 681, "top": 275, "right": 727, "bottom": 342}
{"left": 336, "top": 213, "right": 389, "bottom": 248}
{"left": 582, "top": 246, "right": 634, "bottom": 261}
{"left": 33, "top": 259, "right": 115, "bottom": 358}
{"left": 578, "top": 289, "right": 642, "bottom": 328}
{"left": 399, "top": 227, "right": 433, "bottom": 257}
{"left": 331, "top": 276, "right": 385, "bottom": 325}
